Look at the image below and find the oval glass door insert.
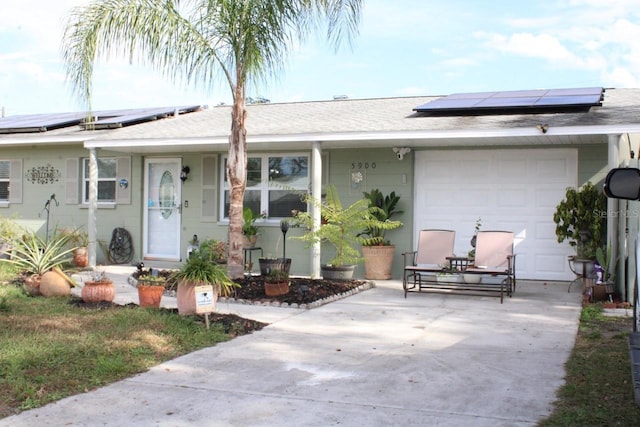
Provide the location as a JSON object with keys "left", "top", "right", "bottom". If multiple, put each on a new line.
{"left": 159, "top": 170, "right": 175, "bottom": 219}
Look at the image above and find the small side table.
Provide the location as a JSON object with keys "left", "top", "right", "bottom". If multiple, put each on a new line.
{"left": 446, "top": 256, "right": 471, "bottom": 271}
{"left": 243, "top": 247, "right": 263, "bottom": 275}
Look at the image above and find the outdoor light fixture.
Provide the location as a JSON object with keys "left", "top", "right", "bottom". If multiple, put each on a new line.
{"left": 180, "top": 166, "right": 190, "bottom": 182}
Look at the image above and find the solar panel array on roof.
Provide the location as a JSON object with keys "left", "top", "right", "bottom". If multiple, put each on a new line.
{"left": 85, "top": 106, "right": 201, "bottom": 129}
{"left": 0, "top": 105, "right": 201, "bottom": 134}
{"left": 413, "top": 87, "right": 604, "bottom": 115}
{"left": 0, "top": 112, "right": 86, "bottom": 134}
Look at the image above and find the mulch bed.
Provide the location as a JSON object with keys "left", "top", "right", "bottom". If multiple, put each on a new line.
{"left": 228, "top": 276, "right": 369, "bottom": 306}
{"left": 71, "top": 275, "right": 370, "bottom": 336}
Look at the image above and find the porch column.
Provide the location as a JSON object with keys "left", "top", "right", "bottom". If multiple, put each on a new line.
{"left": 311, "top": 142, "right": 322, "bottom": 278}
{"left": 607, "top": 134, "right": 621, "bottom": 296}
{"left": 88, "top": 148, "right": 98, "bottom": 268}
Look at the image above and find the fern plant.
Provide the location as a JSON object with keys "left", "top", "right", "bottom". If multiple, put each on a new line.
{"left": 360, "top": 189, "right": 403, "bottom": 246}
{"left": 293, "top": 185, "right": 402, "bottom": 266}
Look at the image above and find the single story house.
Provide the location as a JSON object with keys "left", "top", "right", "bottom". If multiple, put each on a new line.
{"left": 1, "top": 87, "right": 639, "bottom": 299}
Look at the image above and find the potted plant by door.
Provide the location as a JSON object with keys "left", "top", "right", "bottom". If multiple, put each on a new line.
{"left": 136, "top": 274, "right": 167, "bottom": 308}
{"left": 360, "top": 189, "right": 404, "bottom": 280}
{"left": 172, "top": 250, "right": 238, "bottom": 315}
{"left": 294, "top": 185, "right": 402, "bottom": 280}
{"left": 553, "top": 182, "right": 607, "bottom": 278}
{"left": 592, "top": 243, "right": 618, "bottom": 302}
{"left": 264, "top": 268, "right": 290, "bottom": 297}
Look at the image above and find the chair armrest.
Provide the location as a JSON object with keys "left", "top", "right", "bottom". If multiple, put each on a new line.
{"left": 402, "top": 251, "right": 417, "bottom": 267}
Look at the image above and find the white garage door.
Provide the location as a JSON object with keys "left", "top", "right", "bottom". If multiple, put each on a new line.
{"left": 414, "top": 148, "right": 577, "bottom": 281}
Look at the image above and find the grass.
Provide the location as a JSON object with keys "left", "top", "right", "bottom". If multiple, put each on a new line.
{"left": 539, "top": 304, "right": 640, "bottom": 426}
{"left": 2, "top": 259, "right": 640, "bottom": 423}
{"left": 0, "top": 264, "right": 263, "bottom": 418}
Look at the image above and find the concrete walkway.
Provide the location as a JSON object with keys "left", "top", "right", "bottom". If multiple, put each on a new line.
{"left": 1, "top": 267, "right": 583, "bottom": 426}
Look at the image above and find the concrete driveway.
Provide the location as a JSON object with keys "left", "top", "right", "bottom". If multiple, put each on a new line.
{"left": 0, "top": 278, "right": 581, "bottom": 426}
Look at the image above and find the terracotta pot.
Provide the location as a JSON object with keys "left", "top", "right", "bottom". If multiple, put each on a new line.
{"left": 73, "top": 247, "right": 89, "bottom": 268}
{"left": 362, "top": 245, "right": 395, "bottom": 280}
{"left": 24, "top": 274, "right": 42, "bottom": 296}
{"left": 264, "top": 281, "right": 290, "bottom": 297}
{"left": 242, "top": 235, "right": 258, "bottom": 248}
{"left": 177, "top": 279, "right": 218, "bottom": 315}
{"left": 81, "top": 281, "right": 115, "bottom": 303}
{"left": 137, "top": 285, "right": 164, "bottom": 308}
{"left": 40, "top": 270, "right": 71, "bottom": 297}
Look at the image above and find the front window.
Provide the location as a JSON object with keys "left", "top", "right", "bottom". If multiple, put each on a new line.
{"left": 0, "top": 161, "right": 9, "bottom": 201}
{"left": 222, "top": 154, "right": 308, "bottom": 219}
{"left": 82, "top": 158, "right": 116, "bottom": 202}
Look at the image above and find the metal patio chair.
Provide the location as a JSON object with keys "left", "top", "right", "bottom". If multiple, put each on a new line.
{"left": 464, "top": 230, "right": 516, "bottom": 299}
{"left": 402, "top": 229, "right": 455, "bottom": 297}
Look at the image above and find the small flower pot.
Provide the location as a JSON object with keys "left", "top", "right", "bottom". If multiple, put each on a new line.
{"left": 137, "top": 285, "right": 164, "bottom": 308}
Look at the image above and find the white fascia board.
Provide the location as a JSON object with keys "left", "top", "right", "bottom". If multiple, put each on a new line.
{"left": 0, "top": 135, "right": 91, "bottom": 146}
{"left": 84, "top": 124, "right": 640, "bottom": 149}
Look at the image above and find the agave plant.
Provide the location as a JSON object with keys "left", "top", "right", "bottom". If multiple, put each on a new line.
{"left": 1, "top": 231, "right": 78, "bottom": 276}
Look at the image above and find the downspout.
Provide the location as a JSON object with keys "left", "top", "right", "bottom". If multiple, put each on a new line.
{"left": 88, "top": 148, "right": 98, "bottom": 268}
{"left": 311, "top": 142, "right": 322, "bottom": 278}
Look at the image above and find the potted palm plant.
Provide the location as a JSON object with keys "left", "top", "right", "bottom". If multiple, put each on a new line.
{"left": 242, "top": 207, "right": 262, "bottom": 248}
{"left": 360, "top": 189, "right": 404, "bottom": 279}
{"left": 172, "top": 250, "right": 238, "bottom": 315}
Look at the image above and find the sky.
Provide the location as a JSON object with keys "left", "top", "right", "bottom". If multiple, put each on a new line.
{"left": 1, "top": 0, "right": 640, "bottom": 116}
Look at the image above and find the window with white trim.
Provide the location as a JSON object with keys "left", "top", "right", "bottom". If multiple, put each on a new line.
{"left": 82, "top": 158, "right": 116, "bottom": 203}
{"left": 222, "top": 154, "right": 309, "bottom": 219}
{"left": 0, "top": 161, "right": 9, "bottom": 201}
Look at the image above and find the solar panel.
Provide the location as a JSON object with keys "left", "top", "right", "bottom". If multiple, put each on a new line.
{"left": 0, "top": 112, "right": 86, "bottom": 133}
{"left": 414, "top": 87, "right": 604, "bottom": 115}
{"left": 86, "top": 106, "right": 201, "bottom": 129}
{"left": 0, "top": 106, "right": 201, "bottom": 133}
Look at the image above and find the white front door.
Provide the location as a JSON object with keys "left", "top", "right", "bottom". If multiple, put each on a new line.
{"left": 144, "top": 158, "right": 182, "bottom": 260}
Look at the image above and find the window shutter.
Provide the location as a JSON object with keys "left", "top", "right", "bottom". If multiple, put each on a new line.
{"left": 9, "top": 159, "right": 22, "bottom": 204}
{"left": 201, "top": 155, "right": 218, "bottom": 221}
{"left": 65, "top": 158, "right": 80, "bottom": 204}
{"left": 115, "top": 156, "right": 131, "bottom": 205}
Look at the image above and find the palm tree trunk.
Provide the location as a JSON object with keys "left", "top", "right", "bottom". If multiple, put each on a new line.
{"left": 226, "top": 85, "right": 248, "bottom": 279}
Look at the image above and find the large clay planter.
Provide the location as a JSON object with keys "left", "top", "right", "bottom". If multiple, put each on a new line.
{"left": 242, "top": 235, "right": 258, "bottom": 248}
{"left": 362, "top": 245, "right": 396, "bottom": 280}
{"left": 81, "top": 281, "right": 115, "bottom": 303}
{"left": 137, "top": 285, "right": 164, "bottom": 308}
{"left": 73, "top": 247, "right": 89, "bottom": 268}
{"left": 24, "top": 274, "right": 42, "bottom": 296}
{"left": 40, "top": 270, "right": 71, "bottom": 297}
{"left": 321, "top": 264, "right": 356, "bottom": 281}
{"left": 264, "top": 281, "right": 290, "bottom": 297}
{"left": 177, "top": 279, "right": 218, "bottom": 315}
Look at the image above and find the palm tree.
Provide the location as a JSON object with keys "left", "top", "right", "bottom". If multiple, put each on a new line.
{"left": 62, "top": 0, "right": 362, "bottom": 278}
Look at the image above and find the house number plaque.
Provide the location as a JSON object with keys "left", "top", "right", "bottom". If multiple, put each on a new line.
{"left": 26, "top": 164, "right": 61, "bottom": 184}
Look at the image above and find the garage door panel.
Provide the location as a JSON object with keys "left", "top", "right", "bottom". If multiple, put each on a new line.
{"left": 535, "top": 158, "right": 572, "bottom": 180}
{"left": 497, "top": 190, "right": 528, "bottom": 207}
{"left": 414, "top": 148, "right": 577, "bottom": 280}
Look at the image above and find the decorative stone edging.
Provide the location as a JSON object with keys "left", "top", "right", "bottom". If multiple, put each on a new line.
{"left": 128, "top": 275, "right": 375, "bottom": 309}
{"left": 218, "top": 280, "right": 375, "bottom": 310}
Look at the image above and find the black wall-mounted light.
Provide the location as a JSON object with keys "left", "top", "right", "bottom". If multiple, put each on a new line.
{"left": 180, "top": 166, "right": 190, "bottom": 182}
